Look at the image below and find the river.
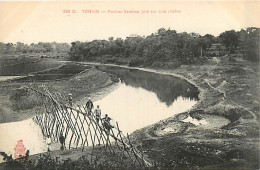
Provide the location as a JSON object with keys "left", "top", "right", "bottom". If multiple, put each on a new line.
{"left": 0, "top": 66, "right": 199, "bottom": 161}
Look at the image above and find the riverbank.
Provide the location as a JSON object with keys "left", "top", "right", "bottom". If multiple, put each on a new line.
{"left": 1, "top": 55, "right": 259, "bottom": 169}
{"left": 0, "top": 67, "right": 118, "bottom": 123}
{"left": 129, "top": 55, "right": 259, "bottom": 168}
{"left": 77, "top": 56, "right": 259, "bottom": 168}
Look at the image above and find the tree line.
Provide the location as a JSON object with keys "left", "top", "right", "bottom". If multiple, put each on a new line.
{"left": 69, "top": 27, "right": 259, "bottom": 67}
{"left": 0, "top": 27, "right": 258, "bottom": 66}
{"left": 0, "top": 42, "right": 71, "bottom": 54}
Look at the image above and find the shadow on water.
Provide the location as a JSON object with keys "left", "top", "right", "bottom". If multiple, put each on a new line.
{"left": 96, "top": 65, "right": 199, "bottom": 106}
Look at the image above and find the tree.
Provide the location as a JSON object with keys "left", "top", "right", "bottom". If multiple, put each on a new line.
{"left": 219, "top": 30, "right": 239, "bottom": 53}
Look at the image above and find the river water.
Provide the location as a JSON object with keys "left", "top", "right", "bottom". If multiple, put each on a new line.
{"left": 0, "top": 66, "right": 199, "bottom": 161}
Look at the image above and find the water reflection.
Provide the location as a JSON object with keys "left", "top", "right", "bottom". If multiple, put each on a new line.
{"left": 0, "top": 66, "right": 199, "bottom": 159}
{"left": 96, "top": 66, "right": 199, "bottom": 106}
{"left": 95, "top": 83, "right": 197, "bottom": 134}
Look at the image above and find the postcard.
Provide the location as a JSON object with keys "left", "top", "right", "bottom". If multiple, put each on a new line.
{"left": 0, "top": 1, "right": 259, "bottom": 169}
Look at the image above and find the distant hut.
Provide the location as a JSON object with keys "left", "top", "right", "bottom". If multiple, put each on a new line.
{"left": 207, "top": 43, "right": 226, "bottom": 56}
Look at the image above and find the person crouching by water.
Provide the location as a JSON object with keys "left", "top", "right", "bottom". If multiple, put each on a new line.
{"left": 102, "top": 114, "right": 113, "bottom": 134}
{"left": 59, "top": 134, "right": 65, "bottom": 150}
{"left": 86, "top": 97, "right": 94, "bottom": 115}
{"left": 94, "top": 105, "right": 101, "bottom": 124}
{"left": 46, "top": 135, "right": 51, "bottom": 152}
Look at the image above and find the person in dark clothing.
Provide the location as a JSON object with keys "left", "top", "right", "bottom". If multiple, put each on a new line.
{"left": 102, "top": 114, "right": 113, "bottom": 133}
{"left": 59, "top": 134, "right": 65, "bottom": 150}
{"left": 86, "top": 98, "right": 94, "bottom": 115}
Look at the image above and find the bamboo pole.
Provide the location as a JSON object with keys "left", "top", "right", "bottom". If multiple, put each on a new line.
{"left": 79, "top": 101, "right": 106, "bottom": 145}
{"left": 67, "top": 108, "right": 83, "bottom": 148}
{"left": 81, "top": 106, "right": 104, "bottom": 146}
{"left": 116, "top": 122, "right": 135, "bottom": 165}
{"left": 25, "top": 86, "right": 151, "bottom": 168}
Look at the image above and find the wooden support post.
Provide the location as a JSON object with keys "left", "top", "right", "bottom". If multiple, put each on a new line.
{"left": 81, "top": 106, "right": 103, "bottom": 145}
{"left": 127, "top": 133, "right": 143, "bottom": 167}
{"left": 79, "top": 103, "right": 106, "bottom": 146}
{"left": 66, "top": 108, "right": 81, "bottom": 147}
{"left": 68, "top": 108, "right": 83, "bottom": 148}
{"left": 57, "top": 105, "right": 78, "bottom": 148}
{"left": 115, "top": 122, "right": 135, "bottom": 165}
{"left": 79, "top": 106, "right": 106, "bottom": 149}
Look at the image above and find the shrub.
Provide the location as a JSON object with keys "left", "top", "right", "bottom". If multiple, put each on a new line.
{"left": 9, "top": 88, "right": 42, "bottom": 111}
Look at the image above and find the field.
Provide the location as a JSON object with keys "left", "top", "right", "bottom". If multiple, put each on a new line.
{"left": 0, "top": 56, "right": 117, "bottom": 123}
{"left": 0, "top": 56, "right": 61, "bottom": 76}
{"left": 15, "top": 63, "right": 91, "bottom": 81}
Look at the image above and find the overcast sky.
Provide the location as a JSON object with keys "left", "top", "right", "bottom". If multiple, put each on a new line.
{"left": 0, "top": 1, "right": 259, "bottom": 44}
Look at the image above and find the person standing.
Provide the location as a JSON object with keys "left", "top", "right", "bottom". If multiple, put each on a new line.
{"left": 102, "top": 114, "right": 112, "bottom": 133}
{"left": 68, "top": 93, "right": 73, "bottom": 107}
{"left": 86, "top": 97, "right": 94, "bottom": 115}
{"left": 59, "top": 134, "right": 65, "bottom": 150}
{"left": 94, "top": 105, "right": 101, "bottom": 123}
{"left": 46, "top": 135, "right": 51, "bottom": 152}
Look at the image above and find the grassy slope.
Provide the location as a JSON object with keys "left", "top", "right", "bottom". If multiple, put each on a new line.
{"left": 0, "top": 58, "right": 61, "bottom": 76}
{"left": 0, "top": 60, "right": 116, "bottom": 123}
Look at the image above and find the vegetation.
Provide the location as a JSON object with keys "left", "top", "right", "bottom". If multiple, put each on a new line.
{"left": 0, "top": 28, "right": 259, "bottom": 169}
{"left": 16, "top": 63, "right": 91, "bottom": 81}
{"left": 0, "top": 58, "right": 61, "bottom": 76}
{"left": 68, "top": 27, "right": 260, "bottom": 67}
{"left": 219, "top": 27, "right": 260, "bottom": 61}
{"left": 0, "top": 27, "right": 258, "bottom": 67}
{"left": 9, "top": 88, "right": 43, "bottom": 111}
{"left": 0, "top": 42, "right": 70, "bottom": 54}
{"left": 0, "top": 149, "right": 147, "bottom": 170}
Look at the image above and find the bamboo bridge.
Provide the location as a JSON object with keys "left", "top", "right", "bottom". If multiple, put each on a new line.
{"left": 22, "top": 85, "right": 152, "bottom": 168}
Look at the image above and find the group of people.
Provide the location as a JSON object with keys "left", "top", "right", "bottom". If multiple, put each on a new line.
{"left": 46, "top": 134, "right": 65, "bottom": 151}
{"left": 67, "top": 94, "right": 106, "bottom": 126}
{"left": 85, "top": 97, "right": 114, "bottom": 132}
{"left": 45, "top": 95, "right": 114, "bottom": 150}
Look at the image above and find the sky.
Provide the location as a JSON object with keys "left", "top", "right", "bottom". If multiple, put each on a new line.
{"left": 0, "top": 1, "right": 260, "bottom": 44}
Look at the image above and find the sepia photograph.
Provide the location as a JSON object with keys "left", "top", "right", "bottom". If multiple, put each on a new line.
{"left": 0, "top": 1, "right": 259, "bottom": 169}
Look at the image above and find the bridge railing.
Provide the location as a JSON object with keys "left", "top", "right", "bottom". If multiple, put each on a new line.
{"left": 22, "top": 85, "right": 152, "bottom": 167}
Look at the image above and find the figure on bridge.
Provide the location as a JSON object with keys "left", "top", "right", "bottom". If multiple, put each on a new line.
{"left": 46, "top": 135, "right": 51, "bottom": 152}
{"left": 94, "top": 105, "right": 101, "bottom": 123}
{"left": 59, "top": 134, "right": 65, "bottom": 150}
{"left": 102, "top": 114, "right": 113, "bottom": 134}
{"left": 68, "top": 93, "right": 73, "bottom": 107}
{"left": 86, "top": 97, "right": 94, "bottom": 115}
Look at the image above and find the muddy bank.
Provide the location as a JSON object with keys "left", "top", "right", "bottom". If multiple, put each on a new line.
{"left": 128, "top": 56, "right": 259, "bottom": 169}
{"left": 82, "top": 57, "right": 259, "bottom": 168}
{"left": 0, "top": 67, "right": 118, "bottom": 123}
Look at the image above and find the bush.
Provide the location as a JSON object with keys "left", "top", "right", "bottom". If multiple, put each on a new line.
{"left": 128, "top": 57, "right": 144, "bottom": 67}
{"left": 9, "top": 88, "right": 42, "bottom": 111}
